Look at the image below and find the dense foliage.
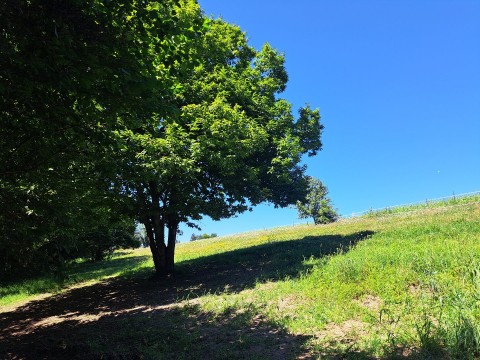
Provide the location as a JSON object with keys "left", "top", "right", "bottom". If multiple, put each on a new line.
{"left": 0, "top": 0, "right": 323, "bottom": 278}
{"left": 0, "top": 0, "right": 201, "bottom": 279}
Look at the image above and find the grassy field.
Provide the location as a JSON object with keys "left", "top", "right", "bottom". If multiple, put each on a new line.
{"left": 1, "top": 195, "right": 479, "bottom": 359}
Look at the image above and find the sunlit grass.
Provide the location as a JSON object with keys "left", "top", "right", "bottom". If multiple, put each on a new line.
{"left": 196, "top": 201, "right": 480, "bottom": 358}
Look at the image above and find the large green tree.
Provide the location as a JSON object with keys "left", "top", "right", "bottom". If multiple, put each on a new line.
{"left": 112, "top": 15, "right": 324, "bottom": 275}
{"left": 0, "top": 0, "right": 203, "bottom": 278}
{"left": 1, "top": 0, "right": 324, "bottom": 279}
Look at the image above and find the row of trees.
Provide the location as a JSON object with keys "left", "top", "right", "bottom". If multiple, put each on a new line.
{"left": 1, "top": 0, "right": 324, "bottom": 279}
{"left": 190, "top": 233, "right": 218, "bottom": 241}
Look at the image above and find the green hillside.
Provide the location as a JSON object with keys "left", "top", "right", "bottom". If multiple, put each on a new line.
{"left": 1, "top": 196, "right": 480, "bottom": 359}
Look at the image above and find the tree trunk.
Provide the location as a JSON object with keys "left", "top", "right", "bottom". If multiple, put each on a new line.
{"left": 165, "top": 221, "right": 178, "bottom": 275}
{"left": 143, "top": 216, "right": 168, "bottom": 276}
{"left": 144, "top": 220, "right": 159, "bottom": 269}
{"left": 153, "top": 216, "right": 166, "bottom": 274}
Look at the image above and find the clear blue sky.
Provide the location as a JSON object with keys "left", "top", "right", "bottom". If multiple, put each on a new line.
{"left": 179, "top": 0, "right": 480, "bottom": 241}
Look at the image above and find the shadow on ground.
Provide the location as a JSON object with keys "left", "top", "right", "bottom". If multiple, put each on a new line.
{"left": 177, "top": 230, "right": 375, "bottom": 294}
{"left": 0, "top": 231, "right": 376, "bottom": 359}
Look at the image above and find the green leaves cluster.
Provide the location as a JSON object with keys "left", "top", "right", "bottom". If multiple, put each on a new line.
{"left": 190, "top": 233, "right": 218, "bottom": 242}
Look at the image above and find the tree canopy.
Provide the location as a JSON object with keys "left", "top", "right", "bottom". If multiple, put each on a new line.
{"left": 111, "top": 15, "right": 324, "bottom": 275}
{"left": 0, "top": 0, "right": 203, "bottom": 278}
{"left": 0, "top": 0, "right": 324, "bottom": 279}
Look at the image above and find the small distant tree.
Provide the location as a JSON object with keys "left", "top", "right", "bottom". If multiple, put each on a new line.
{"left": 190, "top": 233, "right": 218, "bottom": 241}
{"left": 296, "top": 177, "right": 338, "bottom": 225}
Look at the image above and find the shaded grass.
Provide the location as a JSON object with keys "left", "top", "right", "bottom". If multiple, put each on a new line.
{"left": 0, "top": 252, "right": 151, "bottom": 307}
{"left": 0, "top": 233, "right": 366, "bottom": 359}
{"left": 1, "top": 295, "right": 312, "bottom": 360}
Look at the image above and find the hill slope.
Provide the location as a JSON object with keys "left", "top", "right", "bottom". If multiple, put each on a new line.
{"left": 1, "top": 196, "right": 480, "bottom": 359}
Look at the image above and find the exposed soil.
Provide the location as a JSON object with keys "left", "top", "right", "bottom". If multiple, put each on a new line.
{"left": 319, "top": 320, "right": 369, "bottom": 346}
{"left": 355, "top": 294, "right": 383, "bottom": 312}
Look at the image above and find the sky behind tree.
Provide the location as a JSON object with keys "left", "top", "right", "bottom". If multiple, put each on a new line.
{"left": 179, "top": 0, "right": 480, "bottom": 241}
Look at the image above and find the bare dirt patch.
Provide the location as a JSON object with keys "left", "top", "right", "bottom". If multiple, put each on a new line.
{"left": 355, "top": 294, "right": 382, "bottom": 312}
{"left": 318, "top": 319, "right": 369, "bottom": 346}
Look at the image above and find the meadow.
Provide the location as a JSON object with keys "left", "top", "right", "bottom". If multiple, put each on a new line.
{"left": 1, "top": 195, "right": 479, "bottom": 359}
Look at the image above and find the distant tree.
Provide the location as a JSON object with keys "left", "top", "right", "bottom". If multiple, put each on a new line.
{"left": 134, "top": 227, "right": 149, "bottom": 248}
{"left": 190, "top": 233, "right": 218, "bottom": 241}
{"left": 77, "top": 211, "right": 139, "bottom": 262}
{"left": 296, "top": 177, "right": 338, "bottom": 225}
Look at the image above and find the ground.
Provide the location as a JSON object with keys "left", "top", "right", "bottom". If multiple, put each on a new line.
{"left": 2, "top": 198, "right": 479, "bottom": 359}
{"left": 0, "top": 255, "right": 316, "bottom": 359}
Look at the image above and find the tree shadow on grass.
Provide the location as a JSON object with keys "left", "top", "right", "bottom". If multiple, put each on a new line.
{"left": 175, "top": 230, "right": 376, "bottom": 295}
{"left": 0, "top": 302, "right": 317, "bottom": 359}
{"left": 0, "top": 231, "right": 375, "bottom": 359}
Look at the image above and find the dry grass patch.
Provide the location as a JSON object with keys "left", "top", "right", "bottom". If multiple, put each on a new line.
{"left": 317, "top": 319, "right": 370, "bottom": 347}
